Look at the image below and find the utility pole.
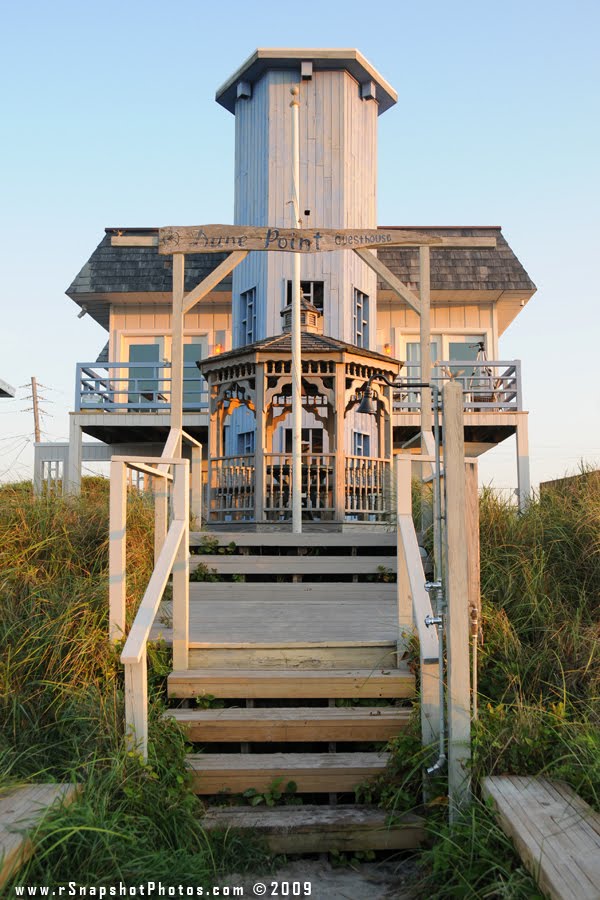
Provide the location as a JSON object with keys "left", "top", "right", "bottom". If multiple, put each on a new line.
{"left": 31, "top": 377, "right": 41, "bottom": 443}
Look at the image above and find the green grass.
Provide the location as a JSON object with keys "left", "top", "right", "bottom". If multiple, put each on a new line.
{"left": 0, "top": 478, "right": 268, "bottom": 889}
{"left": 387, "top": 473, "right": 600, "bottom": 896}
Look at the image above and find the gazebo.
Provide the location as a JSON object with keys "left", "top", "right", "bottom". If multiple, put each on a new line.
{"left": 199, "top": 305, "right": 401, "bottom": 527}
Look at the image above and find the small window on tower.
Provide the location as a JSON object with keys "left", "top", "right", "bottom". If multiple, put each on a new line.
{"left": 239, "top": 287, "right": 256, "bottom": 345}
{"left": 286, "top": 280, "right": 324, "bottom": 312}
{"left": 353, "top": 289, "right": 369, "bottom": 348}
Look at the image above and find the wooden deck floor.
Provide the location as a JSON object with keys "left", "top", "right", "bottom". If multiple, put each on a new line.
{"left": 482, "top": 776, "right": 600, "bottom": 900}
{"left": 0, "top": 784, "right": 79, "bottom": 888}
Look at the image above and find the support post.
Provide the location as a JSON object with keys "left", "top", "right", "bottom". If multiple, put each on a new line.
{"left": 190, "top": 444, "right": 202, "bottom": 525}
{"left": 171, "top": 253, "right": 185, "bottom": 456}
{"left": 172, "top": 461, "right": 189, "bottom": 671}
{"left": 66, "top": 415, "right": 82, "bottom": 496}
{"left": 254, "top": 366, "right": 266, "bottom": 522}
{"left": 396, "top": 455, "right": 414, "bottom": 635}
{"left": 109, "top": 460, "right": 127, "bottom": 642}
{"left": 442, "top": 381, "right": 471, "bottom": 818}
{"left": 124, "top": 652, "right": 148, "bottom": 757}
{"left": 154, "top": 476, "right": 168, "bottom": 563}
{"left": 515, "top": 413, "right": 531, "bottom": 513}
{"left": 334, "top": 370, "right": 346, "bottom": 522}
{"left": 290, "top": 85, "right": 302, "bottom": 534}
{"left": 419, "top": 247, "right": 432, "bottom": 438}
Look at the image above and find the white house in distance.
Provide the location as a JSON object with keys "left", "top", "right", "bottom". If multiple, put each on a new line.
{"left": 36, "top": 48, "right": 536, "bottom": 521}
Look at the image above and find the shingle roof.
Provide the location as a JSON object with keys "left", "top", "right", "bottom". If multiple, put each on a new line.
{"left": 67, "top": 226, "right": 535, "bottom": 300}
{"left": 207, "top": 330, "right": 399, "bottom": 364}
{"left": 67, "top": 232, "right": 233, "bottom": 296}
{"left": 377, "top": 227, "right": 535, "bottom": 292}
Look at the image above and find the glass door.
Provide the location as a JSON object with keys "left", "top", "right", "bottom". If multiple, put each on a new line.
{"left": 128, "top": 343, "right": 162, "bottom": 406}
{"left": 183, "top": 336, "right": 208, "bottom": 409}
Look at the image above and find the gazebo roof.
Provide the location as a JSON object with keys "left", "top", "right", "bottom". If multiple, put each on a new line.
{"left": 198, "top": 331, "right": 402, "bottom": 376}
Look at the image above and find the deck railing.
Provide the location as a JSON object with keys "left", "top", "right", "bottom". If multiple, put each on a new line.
{"left": 394, "top": 360, "right": 522, "bottom": 412}
{"left": 75, "top": 362, "right": 208, "bottom": 412}
{"left": 109, "top": 427, "right": 201, "bottom": 757}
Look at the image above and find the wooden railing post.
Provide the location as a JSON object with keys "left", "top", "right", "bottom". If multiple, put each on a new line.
{"left": 172, "top": 460, "right": 189, "bottom": 671}
{"left": 109, "top": 460, "right": 127, "bottom": 642}
{"left": 190, "top": 444, "right": 202, "bottom": 525}
{"left": 443, "top": 381, "right": 471, "bottom": 817}
{"left": 154, "top": 477, "right": 168, "bottom": 563}
{"left": 124, "top": 649, "right": 148, "bottom": 756}
{"left": 396, "top": 455, "right": 413, "bottom": 634}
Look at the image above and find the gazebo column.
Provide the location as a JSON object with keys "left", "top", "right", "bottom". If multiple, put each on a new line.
{"left": 334, "top": 365, "right": 346, "bottom": 522}
{"left": 254, "top": 364, "right": 267, "bottom": 522}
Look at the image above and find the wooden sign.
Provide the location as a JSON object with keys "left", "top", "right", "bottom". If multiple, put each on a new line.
{"left": 157, "top": 225, "right": 496, "bottom": 255}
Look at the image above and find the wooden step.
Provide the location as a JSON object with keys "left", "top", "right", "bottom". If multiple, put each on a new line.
{"left": 167, "top": 706, "right": 410, "bottom": 742}
{"left": 190, "top": 554, "right": 397, "bottom": 576}
{"left": 187, "top": 583, "right": 396, "bottom": 601}
{"left": 191, "top": 532, "right": 397, "bottom": 549}
{"left": 187, "top": 642, "right": 398, "bottom": 670}
{"left": 187, "top": 752, "right": 389, "bottom": 794}
{"left": 202, "top": 804, "right": 425, "bottom": 853}
{"left": 168, "top": 667, "right": 415, "bottom": 700}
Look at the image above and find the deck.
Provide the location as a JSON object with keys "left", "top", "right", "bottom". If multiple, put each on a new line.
{"left": 482, "top": 776, "right": 600, "bottom": 900}
{"left": 0, "top": 784, "right": 79, "bottom": 888}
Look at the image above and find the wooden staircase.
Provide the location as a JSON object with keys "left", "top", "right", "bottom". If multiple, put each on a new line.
{"left": 162, "top": 531, "right": 425, "bottom": 853}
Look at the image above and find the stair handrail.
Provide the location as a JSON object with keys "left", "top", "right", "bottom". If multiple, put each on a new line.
{"left": 108, "top": 442, "right": 190, "bottom": 758}
{"left": 395, "top": 454, "right": 440, "bottom": 749}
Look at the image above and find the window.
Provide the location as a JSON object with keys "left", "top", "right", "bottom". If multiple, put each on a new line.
{"left": 239, "top": 287, "right": 256, "bottom": 345}
{"left": 285, "top": 428, "right": 323, "bottom": 454}
{"left": 353, "top": 432, "right": 371, "bottom": 457}
{"left": 183, "top": 337, "right": 208, "bottom": 408}
{"left": 286, "top": 280, "right": 324, "bottom": 311}
{"left": 353, "top": 289, "right": 369, "bottom": 348}
{"left": 236, "top": 430, "right": 255, "bottom": 455}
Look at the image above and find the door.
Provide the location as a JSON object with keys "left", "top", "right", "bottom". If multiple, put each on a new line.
{"left": 128, "top": 343, "right": 162, "bottom": 406}
{"left": 183, "top": 337, "right": 208, "bottom": 408}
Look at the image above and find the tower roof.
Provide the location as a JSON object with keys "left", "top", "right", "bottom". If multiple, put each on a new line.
{"left": 216, "top": 48, "right": 398, "bottom": 115}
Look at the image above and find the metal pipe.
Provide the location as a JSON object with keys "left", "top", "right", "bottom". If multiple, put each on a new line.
{"left": 290, "top": 85, "right": 302, "bottom": 534}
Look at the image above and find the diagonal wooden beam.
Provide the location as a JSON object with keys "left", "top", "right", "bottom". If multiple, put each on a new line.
{"left": 183, "top": 250, "right": 248, "bottom": 314}
{"left": 354, "top": 248, "right": 421, "bottom": 315}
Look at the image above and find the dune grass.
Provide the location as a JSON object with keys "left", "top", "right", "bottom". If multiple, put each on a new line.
{"left": 0, "top": 478, "right": 267, "bottom": 889}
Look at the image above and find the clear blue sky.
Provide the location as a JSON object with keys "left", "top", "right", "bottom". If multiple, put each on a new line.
{"left": 1, "top": 0, "right": 599, "bottom": 490}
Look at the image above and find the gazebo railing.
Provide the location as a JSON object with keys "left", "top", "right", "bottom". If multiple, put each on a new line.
{"left": 345, "top": 456, "right": 391, "bottom": 521}
{"left": 208, "top": 454, "right": 255, "bottom": 521}
{"left": 264, "top": 453, "right": 335, "bottom": 520}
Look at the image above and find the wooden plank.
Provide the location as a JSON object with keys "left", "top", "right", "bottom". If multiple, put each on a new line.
{"left": 187, "top": 582, "right": 396, "bottom": 601}
{"left": 168, "top": 667, "right": 414, "bottom": 699}
{"left": 111, "top": 234, "right": 158, "bottom": 247}
{"left": 108, "top": 460, "right": 127, "bottom": 642}
{"left": 354, "top": 248, "right": 421, "bottom": 314}
{"left": 168, "top": 706, "right": 410, "bottom": 742}
{"left": 482, "top": 776, "right": 600, "bottom": 900}
{"left": 201, "top": 804, "right": 426, "bottom": 853}
{"left": 186, "top": 751, "right": 389, "bottom": 794}
{"left": 158, "top": 225, "right": 497, "bottom": 255}
{"left": 0, "top": 784, "right": 79, "bottom": 889}
{"left": 190, "top": 554, "right": 398, "bottom": 574}
{"left": 443, "top": 381, "right": 471, "bottom": 816}
{"left": 190, "top": 531, "right": 397, "bottom": 548}
{"left": 186, "top": 644, "right": 398, "bottom": 671}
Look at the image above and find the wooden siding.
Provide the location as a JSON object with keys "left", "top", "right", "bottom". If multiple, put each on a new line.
{"left": 232, "top": 68, "right": 377, "bottom": 347}
{"left": 109, "top": 305, "right": 231, "bottom": 361}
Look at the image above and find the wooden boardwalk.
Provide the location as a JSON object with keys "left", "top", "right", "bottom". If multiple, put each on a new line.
{"left": 0, "top": 784, "right": 79, "bottom": 888}
{"left": 483, "top": 776, "right": 600, "bottom": 900}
